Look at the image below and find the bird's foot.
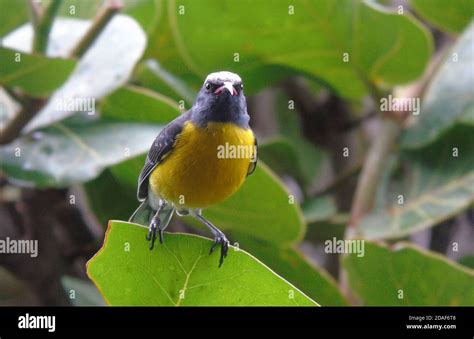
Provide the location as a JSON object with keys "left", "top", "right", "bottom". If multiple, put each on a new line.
{"left": 146, "top": 219, "right": 164, "bottom": 250}
{"left": 210, "top": 234, "right": 229, "bottom": 267}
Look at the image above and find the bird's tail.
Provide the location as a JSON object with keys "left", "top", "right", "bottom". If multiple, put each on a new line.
{"left": 129, "top": 199, "right": 175, "bottom": 231}
{"left": 129, "top": 199, "right": 154, "bottom": 226}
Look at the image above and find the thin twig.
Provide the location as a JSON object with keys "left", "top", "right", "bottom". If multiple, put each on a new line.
{"left": 3, "top": 88, "right": 28, "bottom": 106}
{"left": 28, "top": 0, "right": 42, "bottom": 29}
{"left": 0, "top": 98, "right": 45, "bottom": 145}
{"left": 68, "top": 0, "right": 124, "bottom": 59}
{"left": 32, "top": 0, "right": 63, "bottom": 54}
{"left": 348, "top": 118, "right": 401, "bottom": 227}
{"left": 348, "top": 40, "right": 451, "bottom": 230}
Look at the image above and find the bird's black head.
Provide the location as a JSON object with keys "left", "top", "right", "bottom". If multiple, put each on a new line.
{"left": 191, "top": 71, "right": 250, "bottom": 128}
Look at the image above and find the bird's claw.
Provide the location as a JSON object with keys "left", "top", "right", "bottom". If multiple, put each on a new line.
{"left": 210, "top": 235, "right": 229, "bottom": 267}
{"left": 158, "top": 229, "right": 164, "bottom": 244}
{"left": 146, "top": 220, "right": 163, "bottom": 250}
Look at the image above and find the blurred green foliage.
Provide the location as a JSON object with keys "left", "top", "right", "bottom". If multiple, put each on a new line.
{"left": 0, "top": 0, "right": 473, "bottom": 306}
{"left": 409, "top": 0, "right": 472, "bottom": 34}
{"left": 344, "top": 242, "right": 474, "bottom": 305}
{"left": 0, "top": 47, "right": 76, "bottom": 96}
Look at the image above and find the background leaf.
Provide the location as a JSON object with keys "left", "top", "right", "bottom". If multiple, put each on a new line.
{"left": 358, "top": 124, "right": 474, "bottom": 239}
{"left": 152, "top": 0, "right": 432, "bottom": 98}
{"left": 58, "top": 0, "right": 102, "bottom": 19}
{"left": 274, "top": 91, "right": 328, "bottom": 187}
{"left": 258, "top": 137, "right": 326, "bottom": 186}
{"left": 124, "top": 0, "right": 161, "bottom": 35}
{"left": 87, "top": 220, "right": 317, "bottom": 306}
{"left": 302, "top": 196, "right": 338, "bottom": 224}
{"left": 343, "top": 241, "right": 474, "bottom": 305}
{"left": 409, "top": 0, "right": 472, "bottom": 34}
{"left": 84, "top": 167, "right": 140, "bottom": 226}
{"left": 0, "top": 0, "right": 28, "bottom": 37}
{"left": 134, "top": 59, "right": 197, "bottom": 104}
{"left": 61, "top": 276, "right": 106, "bottom": 306}
{"left": 458, "top": 255, "right": 474, "bottom": 270}
{"left": 0, "top": 117, "right": 163, "bottom": 187}
{"left": 236, "top": 233, "right": 347, "bottom": 306}
{"left": 401, "top": 22, "right": 474, "bottom": 149}
{"left": 100, "top": 85, "right": 180, "bottom": 123}
{"left": 2, "top": 16, "right": 147, "bottom": 131}
{"left": 0, "top": 48, "right": 76, "bottom": 97}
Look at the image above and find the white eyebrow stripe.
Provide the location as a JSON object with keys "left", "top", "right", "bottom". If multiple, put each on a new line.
{"left": 205, "top": 71, "right": 242, "bottom": 84}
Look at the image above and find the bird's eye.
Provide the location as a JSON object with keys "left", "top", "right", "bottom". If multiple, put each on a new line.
{"left": 240, "top": 83, "right": 244, "bottom": 90}
{"left": 205, "top": 82, "right": 211, "bottom": 91}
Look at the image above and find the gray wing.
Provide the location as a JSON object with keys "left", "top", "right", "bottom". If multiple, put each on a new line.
{"left": 247, "top": 134, "right": 257, "bottom": 176}
{"left": 137, "top": 112, "right": 190, "bottom": 201}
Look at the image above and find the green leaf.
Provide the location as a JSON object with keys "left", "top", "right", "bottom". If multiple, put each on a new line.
{"left": 358, "top": 124, "right": 474, "bottom": 239}
{"left": 258, "top": 136, "right": 326, "bottom": 187}
{"left": 302, "top": 196, "right": 338, "bottom": 224}
{"left": 87, "top": 221, "right": 317, "bottom": 306}
{"left": 409, "top": 0, "right": 472, "bottom": 34}
{"left": 58, "top": 0, "right": 102, "bottom": 18}
{"left": 134, "top": 59, "right": 197, "bottom": 105}
{"left": 84, "top": 155, "right": 148, "bottom": 227}
{"left": 61, "top": 276, "right": 106, "bottom": 306}
{"left": 458, "top": 256, "right": 474, "bottom": 270}
{"left": 100, "top": 85, "right": 181, "bottom": 123}
{"left": 0, "top": 0, "right": 29, "bottom": 37}
{"left": 123, "top": 0, "right": 161, "bottom": 35}
{"left": 202, "top": 163, "right": 306, "bottom": 246}
{"left": 84, "top": 168, "right": 139, "bottom": 226}
{"left": 275, "top": 90, "right": 328, "bottom": 187}
{"left": 108, "top": 155, "right": 146, "bottom": 188}
{"left": 258, "top": 137, "right": 303, "bottom": 181}
{"left": 236, "top": 233, "right": 347, "bottom": 306}
{"left": 401, "top": 22, "right": 474, "bottom": 149}
{"left": 305, "top": 218, "right": 347, "bottom": 244}
{"left": 0, "top": 48, "right": 76, "bottom": 97}
{"left": 154, "top": 0, "right": 432, "bottom": 98}
{"left": 57, "top": 0, "right": 158, "bottom": 23}
{"left": 2, "top": 16, "right": 146, "bottom": 131}
{"left": 343, "top": 241, "right": 474, "bottom": 305}
{"left": 0, "top": 117, "right": 163, "bottom": 187}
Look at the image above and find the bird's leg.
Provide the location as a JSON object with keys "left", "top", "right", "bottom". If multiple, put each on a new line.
{"left": 146, "top": 202, "right": 166, "bottom": 250}
{"left": 194, "top": 212, "right": 229, "bottom": 267}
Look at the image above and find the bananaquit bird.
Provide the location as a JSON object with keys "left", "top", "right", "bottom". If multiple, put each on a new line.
{"left": 129, "top": 71, "right": 257, "bottom": 266}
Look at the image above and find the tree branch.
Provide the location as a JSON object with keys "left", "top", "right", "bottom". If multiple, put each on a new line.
{"left": 0, "top": 98, "right": 45, "bottom": 145}
{"left": 32, "top": 0, "right": 63, "bottom": 54}
{"left": 68, "top": 0, "right": 124, "bottom": 59}
{"left": 28, "top": 0, "right": 42, "bottom": 29}
{"left": 348, "top": 118, "right": 401, "bottom": 227}
{"left": 347, "top": 40, "right": 451, "bottom": 230}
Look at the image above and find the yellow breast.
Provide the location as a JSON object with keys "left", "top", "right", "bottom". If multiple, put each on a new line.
{"left": 149, "top": 121, "right": 256, "bottom": 209}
